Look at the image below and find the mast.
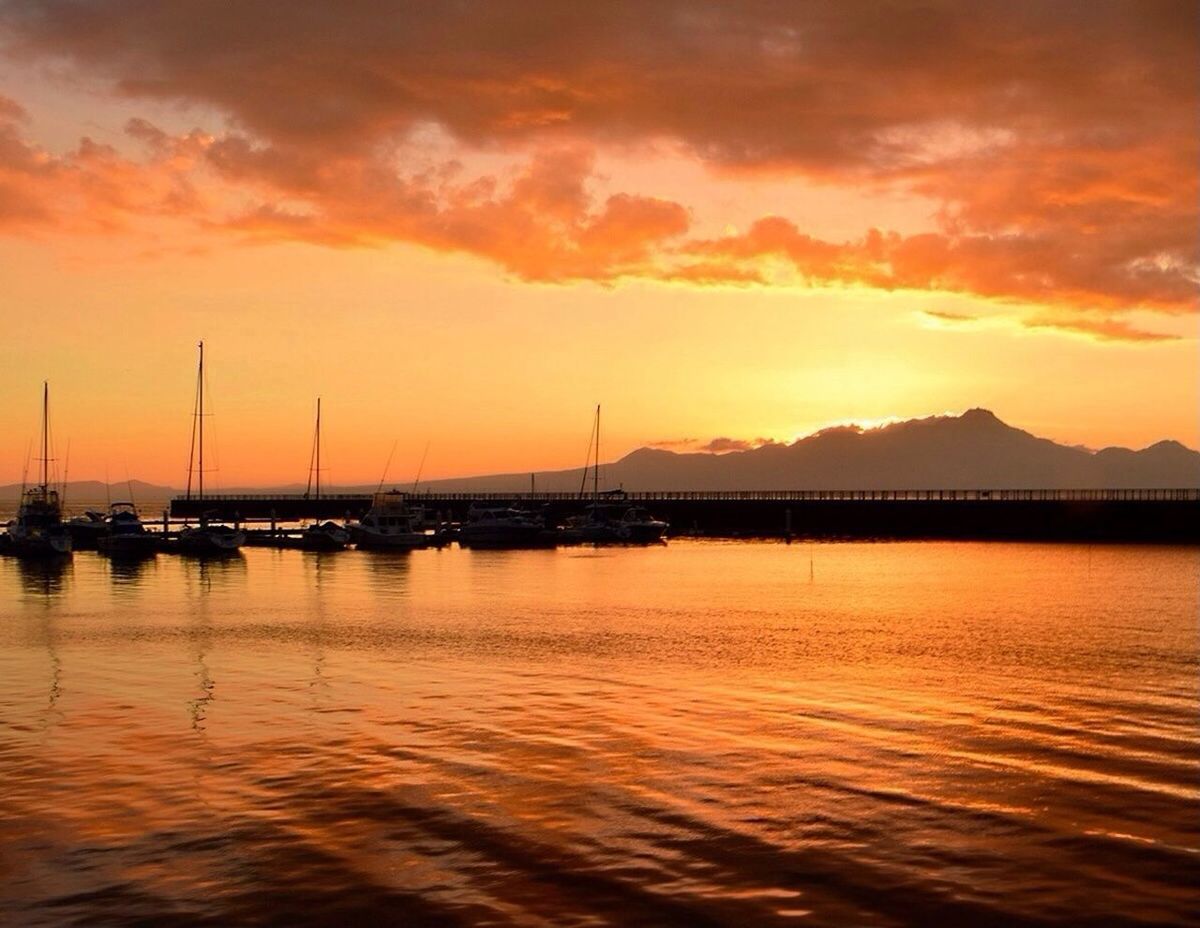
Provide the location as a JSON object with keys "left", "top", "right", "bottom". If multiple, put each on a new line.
{"left": 40, "top": 381, "right": 49, "bottom": 490}
{"left": 315, "top": 396, "right": 321, "bottom": 501}
{"left": 198, "top": 340, "right": 205, "bottom": 501}
{"left": 593, "top": 404, "right": 600, "bottom": 505}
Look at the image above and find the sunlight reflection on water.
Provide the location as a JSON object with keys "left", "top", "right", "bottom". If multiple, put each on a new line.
{"left": 0, "top": 541, "right": 1196, "bottom": 927}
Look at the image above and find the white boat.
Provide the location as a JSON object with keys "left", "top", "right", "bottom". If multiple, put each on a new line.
{"left": 6, "top": 383, "right": 72, "bottom": 558}
{"left": 350, "top": 491, "right": 432, "bottom": 550}
{"left": 175, "top": 341, "right": 244, "bottom": 556}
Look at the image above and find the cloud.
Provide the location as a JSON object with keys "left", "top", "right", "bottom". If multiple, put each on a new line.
{"left": 1, "top": 1, "right": 1196, "bottom": 318}
{"left": 692, "top": 436, "right": 779, "bottom": 453}
{"left": 1022, "top": 315, "right": 1182, "bottom": 343}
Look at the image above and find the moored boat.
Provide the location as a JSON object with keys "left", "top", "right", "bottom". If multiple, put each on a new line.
{"left": 300, "top": 520, "right": 350, "bottom": 551}
{"left": 97, "top": 502, "right": 160, "bottom": 558}
{"left": 177, "top": 517, "right": 245, "bottom": 555}
{"left": 350, "top": 491, "right": 433, "bottom": 550}
{"left": 173, "top": 341, "right": 244, "bottom": 557}
{"left": 458, "top": 505, "right": 552, "bottom": 549}
{"left": 67, "top": 510, "right": 108, "bottom": 550}
{"left": 5, "top": 383, "right": 72, "bottom": 558}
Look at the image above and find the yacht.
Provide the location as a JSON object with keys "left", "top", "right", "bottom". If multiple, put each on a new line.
{"left": 299, "top": 520, "right": 351, "bottom": 551}
{"left": 67, "top": 509, "right": 109, "bottom": 550}
{"left": 458, "top": 505, "right": 551, "bottom": 549}
{"left": 6, "top": 383, "right": 72, "bottom": 558}
{"left": 350, "top": 491, "right": 432, "bottom": 550}
{"left": 97, "top": 502, "right": 160, "bottom": 558}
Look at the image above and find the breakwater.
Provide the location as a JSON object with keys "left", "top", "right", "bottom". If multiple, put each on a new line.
{"left": 171, "top": 488, "right": 1200, "bottom": 543}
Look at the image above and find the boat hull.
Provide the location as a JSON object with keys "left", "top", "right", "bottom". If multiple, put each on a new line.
{"left": 98, "top": 533, "right": 160, "bottom": 558}
{"left": 354, "top": 530, "right": 431, "bottom": 551}
{"left": 176, "top": 527, "right": 245, "bottom": 555}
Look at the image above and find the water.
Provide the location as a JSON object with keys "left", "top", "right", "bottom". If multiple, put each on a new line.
{"left": 0, "top": 541, "right": 1196, "bottom": 927}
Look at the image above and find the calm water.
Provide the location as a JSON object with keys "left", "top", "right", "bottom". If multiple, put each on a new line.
{"left": 0, "top": 541, "right": 1196, "bottom": 927}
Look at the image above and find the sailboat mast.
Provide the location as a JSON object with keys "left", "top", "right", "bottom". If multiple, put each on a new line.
{"left": 315, "top": 396, "right": 321, "bottom": 501}
{"left": 197, "top": 341, "right": 204, "bottom": 501}
{"left": 40, "top": 381, "right": 49, "bottom": 490}
{"left": 593, "top": 404, "right": 600, "bottom": 504}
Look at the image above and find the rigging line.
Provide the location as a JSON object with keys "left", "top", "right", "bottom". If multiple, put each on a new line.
{"left": 578, "top": 407, "right": 597, "bottom": 500}
{"left": 376, "top": 439, "right": 398, "bottom": 494}
{"left": 411, "top": 441, "right": 431, "bottom": 494}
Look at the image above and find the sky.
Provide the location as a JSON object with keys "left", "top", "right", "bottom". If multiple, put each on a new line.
{"left": 0, "top": 0, "right": 1196, "bottom": 487}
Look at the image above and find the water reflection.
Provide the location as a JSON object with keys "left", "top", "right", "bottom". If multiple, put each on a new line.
{"left": 107, "top": 553, "right": 156, "bottom": 586}
{"left": 16, "top": 556, "right": 72, "bottom": 599}
{"left": 360, "top": 548, "right": 413, "bottom": 600}
{"left": 0, "top": 542, "right": 1195, "bottom": 928}
{"left": 180, "top": 551, "right": 247, "bottom": 593}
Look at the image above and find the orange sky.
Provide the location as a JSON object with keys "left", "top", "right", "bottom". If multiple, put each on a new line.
{"left": 0, "top": 1, "right": 1197, "bottom": 487}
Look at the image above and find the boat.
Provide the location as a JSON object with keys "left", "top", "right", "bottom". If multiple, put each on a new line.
{"left": 350, "top": 491, "right": 433, "bottom": 550}
{"left": 66, "top": 509, "right": 109, "bottom": 550}
{"left": 97, "top": 502, "right": 160, "bottom": 558}
{"left": 175, "top": 341, "right": 244, "bottom": 556}
{"left": 458, "top": 505, "right": 552, "bottom": 549}
{"left": 299, "top": 520, "right": 351, "bottom": 551}
{"left": 568, "top": 405, "right": 669, "bottom": 544}
{"left": 297, "top": 397, "right": 349, "bottom": 550}
{"left": 178, "top": 516, "right": 245, "bottom": 555}
{"left": 5, "top": 383, "right": 72, "bottom": 558}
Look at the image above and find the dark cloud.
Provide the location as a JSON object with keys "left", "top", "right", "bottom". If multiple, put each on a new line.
{"left": 0, "top": 1, "right": 1195, "bottom": 315}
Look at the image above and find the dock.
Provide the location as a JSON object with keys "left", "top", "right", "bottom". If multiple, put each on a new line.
{"left": 169, "top": 488, "right": 1200, "bottom": 543}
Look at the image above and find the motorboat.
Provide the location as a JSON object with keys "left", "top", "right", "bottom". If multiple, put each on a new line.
{"left": 350, "top": 492, "right": 432, "bottom": 550}
{"left": 67, "top": 509, "right": 108, "bottom": 550}
{"left": 177, "top": 515, "right": 245, "bottom": 555}
{"left": 97, "top": 502, "right": 159, "bottom": 558}
{"left": 299, "top": 520, "right": 350, "bottom": 551}
{"left": 458, "top": 506, "right": 552, "bottom": 549}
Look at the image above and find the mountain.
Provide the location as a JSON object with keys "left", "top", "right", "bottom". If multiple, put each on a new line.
{"left": 0, "top": 480, "right": 178, "bottom": 505}
{"left": 413, "top": 409, "right": 1200, "bottom": 492}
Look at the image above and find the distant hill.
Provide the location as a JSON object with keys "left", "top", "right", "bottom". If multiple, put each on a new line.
{"left": 412, "top": 409, "right": 1200, "bottom": 492}
{"left": 4, "top": 411, "right": 1196, "bottom": 499}
{"left": 0, "top": 480, "right": 178, "bottom": 506}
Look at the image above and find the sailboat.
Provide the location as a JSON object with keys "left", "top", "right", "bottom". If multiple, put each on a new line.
{"left": 569, "top": 405, "right": 668, "bottom": 544}
{"left": 176, "top": 341, "right": 245, "bottom": 555}
{"left": 298, "top": 397, "right": 349, "bottom": 551}
{"left": 5, "top": 383, "right": 72, "bottom": 557}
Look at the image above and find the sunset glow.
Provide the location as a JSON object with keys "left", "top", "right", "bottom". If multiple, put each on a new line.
{"left": 1, "top": 2, "right": 1196, "bottom": 486}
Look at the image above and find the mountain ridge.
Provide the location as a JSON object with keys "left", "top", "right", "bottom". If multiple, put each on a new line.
{"left": 3, "top": 410, "right": 1196, "bottom": 497}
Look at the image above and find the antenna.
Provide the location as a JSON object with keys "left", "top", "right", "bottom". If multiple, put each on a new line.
{"left": 105, "top": 463, "right": 112, "bottom": 508}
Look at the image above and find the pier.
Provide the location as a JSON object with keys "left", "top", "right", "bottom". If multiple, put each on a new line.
{"left": 170, "top": 488, "right": 1200, "bottom": 543}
